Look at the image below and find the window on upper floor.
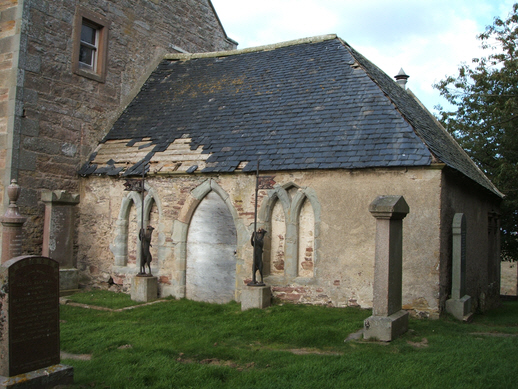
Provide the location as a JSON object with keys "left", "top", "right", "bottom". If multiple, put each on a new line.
{"left": 72, "top": 8, "right": 110, "bottom": 82}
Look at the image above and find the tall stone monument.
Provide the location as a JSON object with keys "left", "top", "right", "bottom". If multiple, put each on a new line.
{"left": 446, "top": 213, "right": 473, "bottom": 321}
{"left": 364, "top": 195, "right": 409, "bottom": 342}
{"left": 0, "top": 256, "right": 73, "bottom": 388}
{"left": 41, "top": 190, "right": 80, "bottom": 294}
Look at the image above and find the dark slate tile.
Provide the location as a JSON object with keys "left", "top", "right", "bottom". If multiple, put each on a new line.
{"left": 78, "top": 37, "right": 499, "bottom": 197}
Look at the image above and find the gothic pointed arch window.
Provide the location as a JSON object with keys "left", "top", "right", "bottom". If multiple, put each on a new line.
{"left": 111, "top": 185, "right": 163, "bottom": 269}
{"left": 297, "top": 196, "right": 315, "bottom": 278}
{"left": 269, "top": 197, "right": 286, "bottom": 276}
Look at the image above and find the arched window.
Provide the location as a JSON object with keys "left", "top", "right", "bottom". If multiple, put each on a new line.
{"left": 111, "top": 185, "right": 163, "bottom": 269}
{"left": 269, "top": 198, "right": 286, "bottom": 276}
{"left": 297, "top": 197, "right": 315, "bottom": 278}
{"left": 127, "top": 200, "right": 139, "bottom": 266}
{"left": 260, "top": 183, "right": 320, "bottom": 282}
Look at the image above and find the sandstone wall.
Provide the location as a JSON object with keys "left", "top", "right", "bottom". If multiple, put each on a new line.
{"left": 78, "top": 166, "right": 444, "bottom": 315}
{"left": 0, "top": 0, "right": 22, "bottom": 213}
{"left": 3, "top": 0, "right": 235, "bottom": 255}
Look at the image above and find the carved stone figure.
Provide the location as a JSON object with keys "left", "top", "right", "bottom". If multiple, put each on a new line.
{"left": 139, "top": 225, "right": 154, "bottom": 275}
{"left": 249, "top": 228, "right": 267, "bottom": 286}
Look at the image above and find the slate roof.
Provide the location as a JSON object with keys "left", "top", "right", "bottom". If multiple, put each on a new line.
{"left": 80, "top": 35, "right": 501, "bottom": 197}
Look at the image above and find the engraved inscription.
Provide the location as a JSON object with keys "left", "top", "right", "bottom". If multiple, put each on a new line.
{"left": 8, "top": 256, "right": 60, "bottom": 376}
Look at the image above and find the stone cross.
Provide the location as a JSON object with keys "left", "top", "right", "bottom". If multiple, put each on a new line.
{"left": 363, "top": 195, "right": 409, "bottom": 341}
{"left": 445, "top": 213, "right": 472, "bottom": 321}
{"left": 0, "top": 255, "right": 73, "bottom": 387}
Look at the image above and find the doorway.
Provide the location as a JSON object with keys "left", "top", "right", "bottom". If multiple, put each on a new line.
{"left": 186, "top": 191, "right": 237, "bottom": 303}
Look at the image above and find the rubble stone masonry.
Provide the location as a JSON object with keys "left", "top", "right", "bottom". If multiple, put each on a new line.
{"left": 0, "top": 0, "right": 235, "bottom": 256}
{"left": 78, "top": 167, "right": 449, "bottom": 315}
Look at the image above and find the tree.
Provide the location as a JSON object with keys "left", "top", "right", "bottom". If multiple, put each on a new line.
{"left": 434, "top": 3, "right": 518, "bottom": 260}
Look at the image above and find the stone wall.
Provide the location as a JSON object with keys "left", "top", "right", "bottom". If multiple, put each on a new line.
{"left": 1, "top": 0, "right": 236, "bottom": 255}
{"left": 0, "top": 0, "right": 22, "bottom": 215}
{"left": 500, "top": 261, "right": 517, "bottom": 296}
{"left": 440, "top": 170, "right": 502, "bottom": 312}
{"left": 78, "top": 166, "right": 446, "bottom": 315}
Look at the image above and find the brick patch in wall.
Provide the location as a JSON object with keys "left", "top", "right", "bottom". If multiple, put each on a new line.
{"left": 112, "top": 275, "right": 126, "bottom": 285}
{"left": 159, "top": 276, "right": 171, "bottom": 285}
{"left": 272, "top": 286, "right": 307, "bottom": 302}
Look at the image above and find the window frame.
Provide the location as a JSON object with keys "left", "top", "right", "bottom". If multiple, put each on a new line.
{"left": 72, "top": 8, "right": 110, "bottom": 83}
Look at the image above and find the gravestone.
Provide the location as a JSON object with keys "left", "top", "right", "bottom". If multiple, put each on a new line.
{"left": 363, "top": 195, "right": 409, "bottom": 342}
{"left": 446, "top": 213, "right": 473, "bottom": 321}
{"left": 0, "top": 256, "right": 73, "bottom": 388}
{"left": 41, "top": 190, "right": 80, "bottom": 294}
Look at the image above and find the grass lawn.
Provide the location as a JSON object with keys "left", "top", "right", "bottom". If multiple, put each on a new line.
{"left": 60, "top": 290, "right": 518, "bottom": 388}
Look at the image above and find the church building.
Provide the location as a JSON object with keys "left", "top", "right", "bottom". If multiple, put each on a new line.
{"left": 0, "top": 1, "right": 502, "bottom": 316}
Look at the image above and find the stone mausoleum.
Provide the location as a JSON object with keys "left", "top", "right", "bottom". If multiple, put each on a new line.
{"left": 0, "top": 1, "right": 502, "bottom": 317}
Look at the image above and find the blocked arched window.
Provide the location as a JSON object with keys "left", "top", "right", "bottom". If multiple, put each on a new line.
{"left": 297, "top": 197, "right": 315, "bottom": 278}
{"left": 259, "top": 183, "right": 320, "bottom": 281}
{"left": 127, "top": 200, "right": 139, "bottom": 266}
{"left": 269, "top": 198, "right": 286, "bottom": 276}
{"left": 111, "top": 185, "right": 163, "bottom": 269}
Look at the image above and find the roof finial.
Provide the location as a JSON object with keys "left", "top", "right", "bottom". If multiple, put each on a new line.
{"left": 394, "top": 68, "right": 409, "bottom": 89}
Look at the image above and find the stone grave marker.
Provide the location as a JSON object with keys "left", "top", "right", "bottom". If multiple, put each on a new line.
{"left": 42, "top": 190, "right": 80, "bottom": 294}
{"left": 446, "top": 213, "right": 473, "bottom": 321}
{"left": 0, "top": 255, "right": 73, "bottom": 388}
{"left": 363, "top": 195, "right": 409, "bottom": 342}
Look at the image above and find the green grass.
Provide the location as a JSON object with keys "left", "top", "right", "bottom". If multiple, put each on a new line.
{"left": 64, "top": 289, "right": 149, "bottom": 309}
{"left": 60, "top": 291, "right": 518, "bottom": 389}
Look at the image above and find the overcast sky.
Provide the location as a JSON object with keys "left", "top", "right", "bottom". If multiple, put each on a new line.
{"left": 211, "top": 0, "right": 515, "bottom": 114}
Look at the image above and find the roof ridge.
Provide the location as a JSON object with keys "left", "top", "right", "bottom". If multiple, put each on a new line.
{"left": 164, "top": 34, "right": 338, "bottom": 61}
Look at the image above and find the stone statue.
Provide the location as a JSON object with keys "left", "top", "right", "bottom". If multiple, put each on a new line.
{"left": 139, "top": 225, "right": 154, "bottom": 275}
{"left": 249, "top": 228, "right": 267, "bottom": 286}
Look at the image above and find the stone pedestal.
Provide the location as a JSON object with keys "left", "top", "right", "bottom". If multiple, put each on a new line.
{"left": 0, "top": 364, "right": 73, "bottom": 389}
{"left": 59, "top": 268, "right": 80, "bottom": 295}
{"left": 446, "top": 214, "right": 473, "bottom": 321}
{"left": 131, "top": 275, "right": 158, "bottom": 302}
{"left": 241, "top": 285, "right": 271, "bottom": 311}
{"left": 364, "top": 310, "right": 408, "bottom": 342}
{"left": 446, "top": 295, "right": 472, "bottom": 321}
{"left": 1, "top": 181, "right": 26, "bottom": 263}
{"left": 41, "top": 190, "right": 80, "bottom": 293}
{"left": 364, "top": 196, "right": 409, "bottom": 342}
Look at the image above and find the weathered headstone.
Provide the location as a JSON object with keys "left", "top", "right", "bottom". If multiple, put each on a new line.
{"left": 446, "top": 213, "right": 473, "bottom": 321}
{"left": 41, "top": 190, "right": 80, "bottom": 294}
{"left": 0, "top": 181, "right": 26, "bottom": 264}
{"left": 364, "top": 195, "right": 409, "bottom": 342}
{"left": 0, "top": 255, "right": 73, "bottom": 388}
